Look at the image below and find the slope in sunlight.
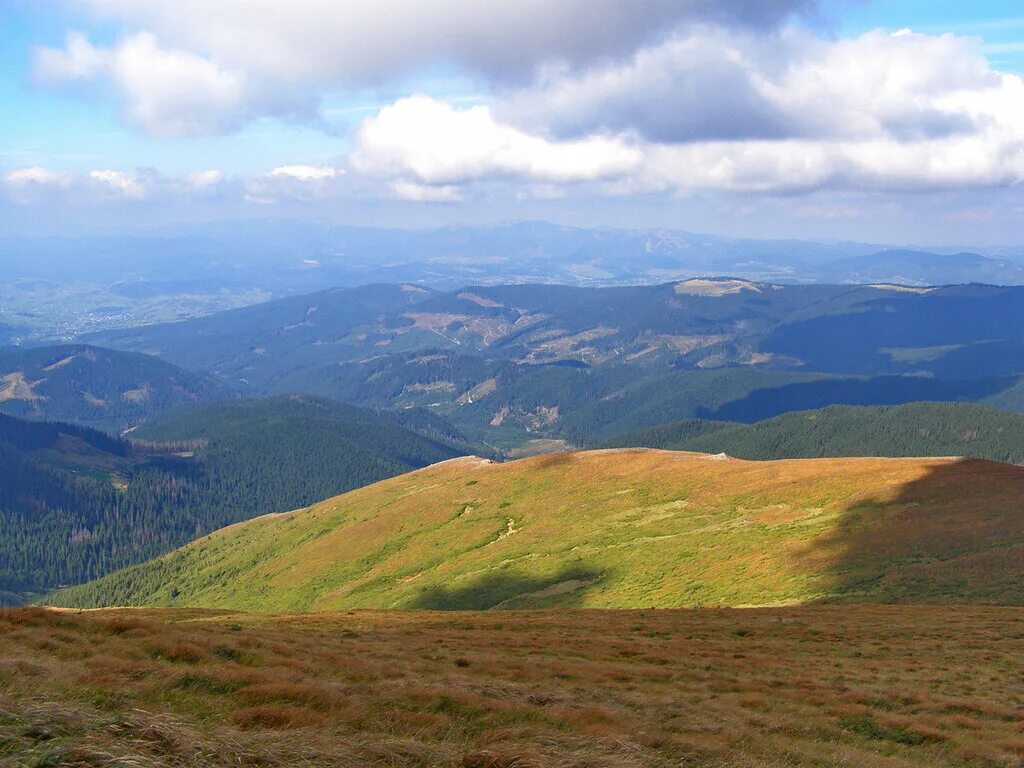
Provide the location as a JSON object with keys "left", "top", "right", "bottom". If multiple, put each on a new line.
{"left": 50, "top": 449, "right": 1024, "bottom": 611}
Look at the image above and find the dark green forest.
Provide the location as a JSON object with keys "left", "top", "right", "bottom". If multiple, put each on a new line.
{"left": 604, "top": 402, "right": 1024, "bottom": 464}
{"left": 0, "top": 344, "right": 233, "bottom": 430}
{"left": 0, "top": 398, "right": 466, "bottom": 603}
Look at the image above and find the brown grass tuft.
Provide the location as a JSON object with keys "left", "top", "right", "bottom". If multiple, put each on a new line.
{"left": 461, "top": 749, "right": 545, "bottom": 768}
{"left": 231, "top": 704, "right": 327, "bottom": 729}
{"left": 237, "top": 681, "right": 336, "bottom": 709}
{"left": 147, "top": 641, "right": 206, "bottom": 664}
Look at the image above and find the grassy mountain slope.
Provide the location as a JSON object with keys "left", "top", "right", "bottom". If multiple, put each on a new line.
{"left": 0, "top": 398, "right": 464, "bottom": 601}
{"left": 50, "top": 449, "right": 1024, "bottom": 611}
{"left": 605, "top": 402, "right": 1024, "bottom": 463}
{"left": 0, "top": 344, "right": 233, "bottom": 430}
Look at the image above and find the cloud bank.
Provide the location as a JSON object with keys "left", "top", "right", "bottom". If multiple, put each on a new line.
{"left": 17, "top": 0, "right": 1024, "bottom": 214}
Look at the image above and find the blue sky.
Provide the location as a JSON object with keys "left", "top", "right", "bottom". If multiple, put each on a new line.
{"left": 2, "top": 1, "right": 1024, "bottom": 244}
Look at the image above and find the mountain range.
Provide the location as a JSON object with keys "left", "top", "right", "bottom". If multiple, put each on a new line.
{"left": 4, "top": 221, "right": 1024, "bottom": 341}
{"left": 78, "top": 280, "right": 1024, "bottom": 446}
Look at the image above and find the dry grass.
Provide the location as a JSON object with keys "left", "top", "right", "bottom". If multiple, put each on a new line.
{"left": 52, "top": 450, "right": 1024, "bottom": 612}
{"left": 1, "top": 605, "right": 1022, "bottom": 767}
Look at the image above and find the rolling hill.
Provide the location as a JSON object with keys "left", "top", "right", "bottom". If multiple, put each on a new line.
{"left": 0, "top": 398, "right": 465, "bottom": 602}
{"left": 604, "top": 402, "right": 1024, "bottom": 464}
{"left": 0, "top": 344, "right": 234, "bottom": 430}
{"left": 50, "top": 449, "right": 1024, "bottom": 611}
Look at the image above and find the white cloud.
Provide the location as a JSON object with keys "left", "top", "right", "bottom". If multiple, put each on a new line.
{"left": 74, "top": 0, "right": 807, "bottom": 84}
{"left": 349, "top": 48, "right": 1024, "bottom": 198}
{"left": 40, "top": 1, "right": 807, "bottom": 136}
{"left": 35, "top": 0, "right": 1024, "bottom": 204}
{"left": 34, "top": 31, "right": 106, "bottom": 80}
{"left": 3, "top": 167, "right": 74, "bottom": 204}
{"left": 186, "top": 170, "right": 224, "bottom": 189}
{"left": 350, "top": 95, "right": 642, "bottom": 187}
{"left": 89, "top": 169, "right": 148, "bottom": 198}
{"left": 36, "top": 32, "right": 259, "bottom": 136}
{"left": 243, "top": 164, "right": 348, "bottom": 205}
{"left": 370, "top": 26, "right": 1022, "bottom": 196}
{"left": 391, "top": 181, "right": 463, "bottom": 202}
{"left": 504, "top": 27, "right": 1011, "bottom": 144}
{"left": 5, "top": 167, "right": 72, "bottom": 187}
{"left": 270, "top": 165, "right": 340, "bottom": 181}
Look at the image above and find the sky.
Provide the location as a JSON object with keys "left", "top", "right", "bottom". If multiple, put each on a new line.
{"left": 1, "top": 0, "right": 1023, "bottom": 244}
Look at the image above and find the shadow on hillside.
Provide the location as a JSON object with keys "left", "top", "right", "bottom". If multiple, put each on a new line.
{"left": 700, "top": 376, "right": 1016, "bottom": 423}
{"left": 802, "top": 458, "right": 1024, "bottom": 604}
{"left": 408, "top": 565, "right": 604, "bottom": 610}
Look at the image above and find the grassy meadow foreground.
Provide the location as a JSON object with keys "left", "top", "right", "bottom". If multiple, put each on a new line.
{"left": 51, "top": 450, "right": 1024, "bottom": 610}
{"left": 2, "top": 606, "right": 1022, "bottom": 767}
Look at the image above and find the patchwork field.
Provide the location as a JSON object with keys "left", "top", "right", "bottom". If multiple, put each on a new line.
{"left": 50, "top": 450, "right": 1024, "bottom": 611}
{"left": 1, "top": 606, "right": 1022, "bottom": 767}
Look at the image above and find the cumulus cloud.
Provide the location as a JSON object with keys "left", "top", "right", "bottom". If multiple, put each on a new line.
{"left": 74, "top": 0, "right": 809, "bottom": 84}
{"left": 3, "top": 167, "right": 74, "bottom": 204}
{"left": 185, "top": 170, "right": 225, "bottom": 190}
{"left": 35, "top": 32, "right": 310, "bottom": 136}
{"left": 391, "top": 181, "right": 464, "bottom": 202}
{"left": 244, "top": 164, "right": 349, "bottom": 205}
{"left": 3, "top": 167, "right": 233, "bottom": 207}
{"left": 350, "top": 95, "right": 642, "bottom": 187}
{"left": 349, "top": 28, "right": 1024, "bottom": 196}
{"left": 14, "top": 17, "right": 1024, "bottom": 211}
{"left": 270, "top": 165, "right": 340, "bottom": 181}
{"left": 503, "top": 27, "right": 1008, "bottom": 143}
{"left": 89, "top": 169, "right": 149, "bottom": 198}
{"left": 5, "top": 167, "right": 72, "bottom": 187}
{"left": 39, "top": 1, "right": 808, "bottom": 136}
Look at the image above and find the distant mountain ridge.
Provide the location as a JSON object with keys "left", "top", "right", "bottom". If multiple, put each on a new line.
{"left": 83, "top": 280, "right": 1024, "bottom": 445}
{"left": 4, "top": 221, "right": 1024, "bottom": 341}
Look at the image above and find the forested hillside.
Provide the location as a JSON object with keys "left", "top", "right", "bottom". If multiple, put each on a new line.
{"left": 604, "top": 402, "right": 1024, "bottom": 464}
{"left": 83, "top": 281, "right": 1024, "bottom": 447}
{"left": 0, "top": 344, "right": 233, "bottom": 430}
{"left": 0, "top": 399, "right": 464, "bottom": 603}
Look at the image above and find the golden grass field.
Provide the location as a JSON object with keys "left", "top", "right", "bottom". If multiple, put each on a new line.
{"left": 51, "top": 450, "right": 1024, "bottom": 611}
{"left": 17, "top": 449, "right": 1024, "bottom": 766}
{"left": 1, "top": 605, "right": 1022, "bottom": 767}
